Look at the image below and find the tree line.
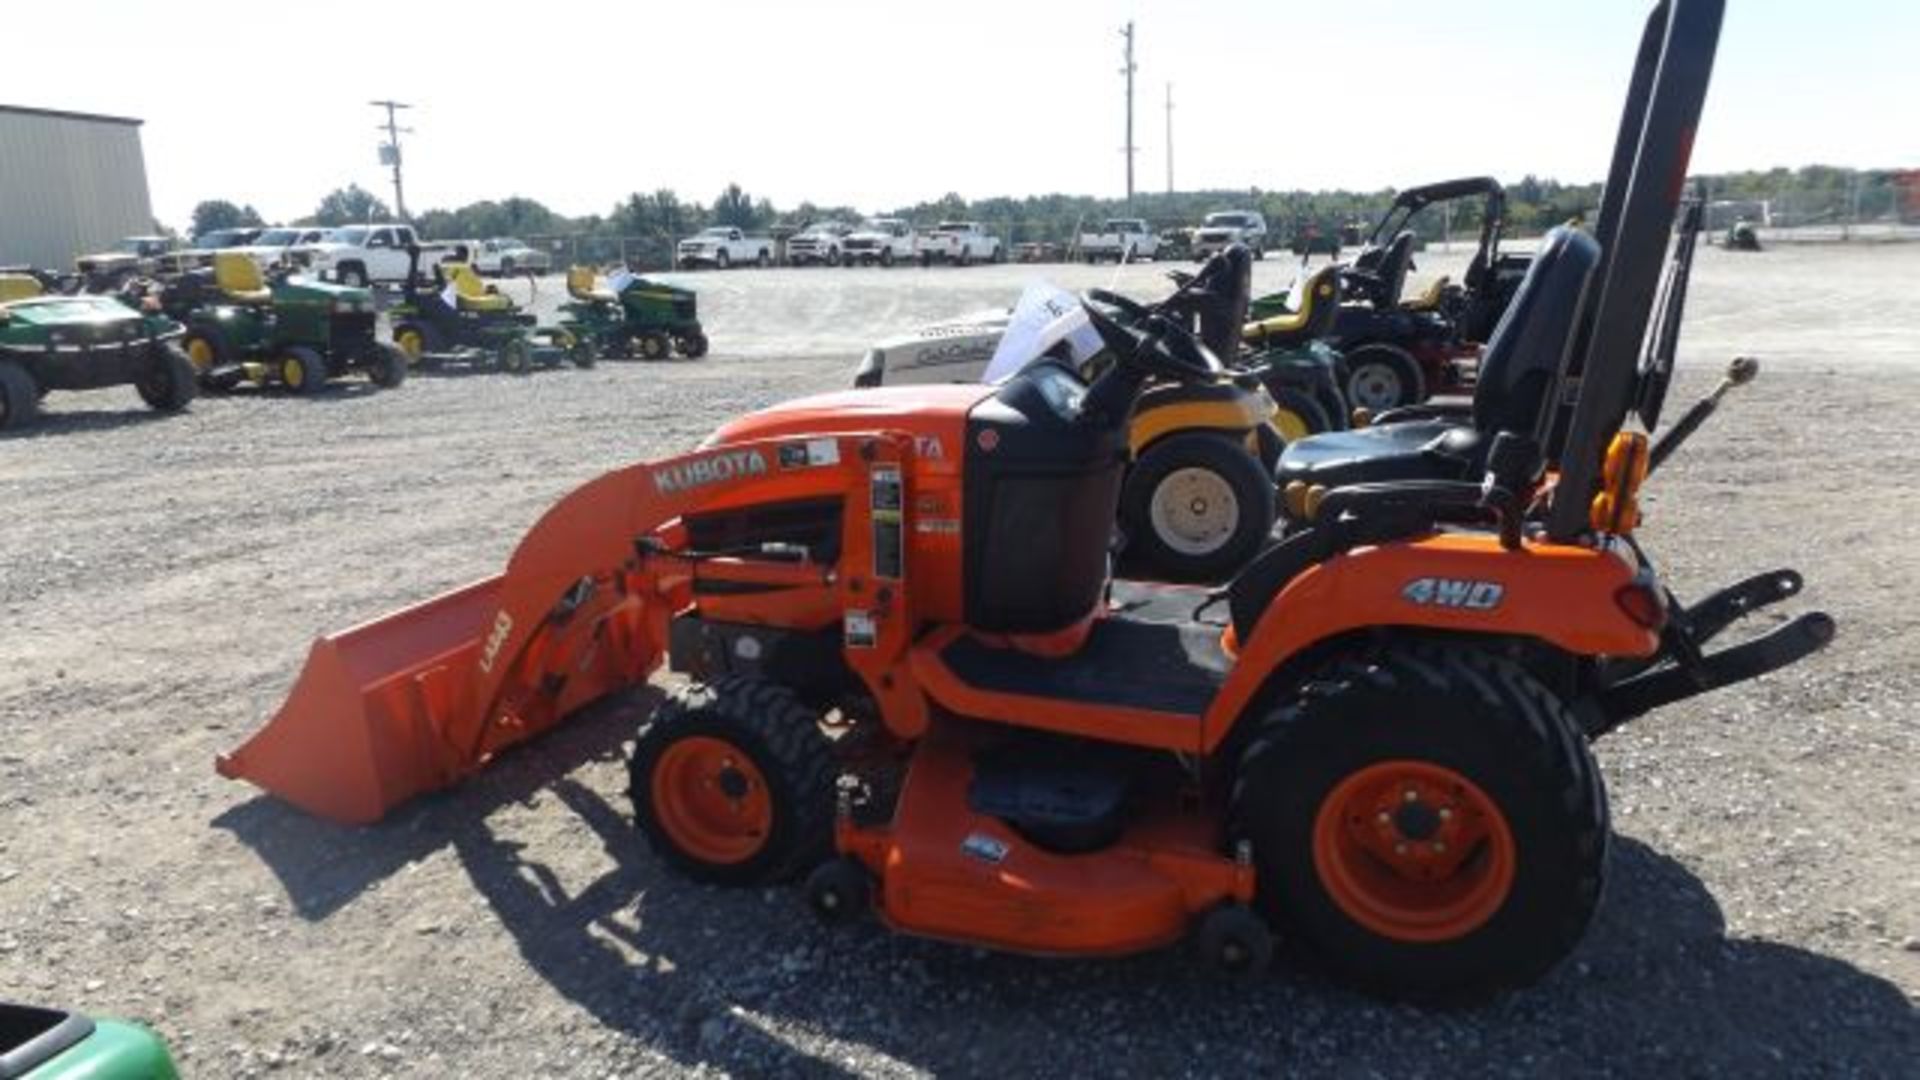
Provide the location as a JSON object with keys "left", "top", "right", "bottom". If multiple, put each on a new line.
{"left": 187, "top": 166, "right": 1914, "bottom": 263}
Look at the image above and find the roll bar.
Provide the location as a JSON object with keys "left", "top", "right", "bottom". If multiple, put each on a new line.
{"left": 1544, "top": 0, "right": 1724, "bottom": 541}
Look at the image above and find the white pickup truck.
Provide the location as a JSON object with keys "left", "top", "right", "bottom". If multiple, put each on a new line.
{"left": 471, "top": 238, "right": 553, "bottom": 276}
{"left": 915, "top": 222, "right": 1001, "bottom": 267}
{"left": 676, "top": 227, "right": 773, "bottom": 270}
{"left": 786, "top": 222, "right": 853, "bottom": 267}
{"left": 842, "top": 218, "right": 916, "bottom": 267}
{"left": 1078, "top": 218, "right": 1161, "bottom": 262}
{"left": 231, "top": 226, "right": 332, "bottom": 271}
{"left": 1191, "top": 210, "right": 1269, "bottom": 260}
{"left": 304, "top": 224, "right": 456, "bottom": 286}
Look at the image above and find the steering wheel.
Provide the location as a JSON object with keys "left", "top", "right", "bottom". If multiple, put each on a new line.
{"left": 1082, "top": 289, "right": 1216, "bottom": 384}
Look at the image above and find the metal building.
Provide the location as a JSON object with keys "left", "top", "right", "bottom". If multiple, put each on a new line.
{"left": 0, "top": 105, "right": 154, "bottom": 270}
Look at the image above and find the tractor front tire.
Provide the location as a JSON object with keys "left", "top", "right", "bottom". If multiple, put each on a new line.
{"left": 137, "top": 342, "right": 198, "bottom": 412}
{"left": 675, "top": 333, "right": 709, "bottom": 360}
{"left": 639, "top": 333, "right": 671, "bottom": 361}
{"left": 1272, "top": 386, "right": 1333, "bottom": 441}
{"left": 568, "top": 337, "right": 598, "bottom": 368}
{"left": 0, "top": 360, "right": 41, "bottom": 430}
{"left": 278, "top": 346, "right": 330, "bottom": 394}
{"left": 367, "top": 344, "right": 409, "bottom": 389}
{"left": 1121, "top": 431, "right": 1276, "bottom": 582}
{"left": 629, "top": 677, "right": 837, "bottom": 886}
{"left": 1232, "top": 644, "right": 1607, "bottom": 1002}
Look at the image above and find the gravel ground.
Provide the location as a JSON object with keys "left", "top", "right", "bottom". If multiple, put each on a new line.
{"left": 2, "top": 244, "right": 1917, "bottom": 1077}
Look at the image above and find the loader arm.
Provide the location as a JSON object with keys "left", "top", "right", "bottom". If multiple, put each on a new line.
{"left": 217, "top": 434, "right": 900, "bottom": 824}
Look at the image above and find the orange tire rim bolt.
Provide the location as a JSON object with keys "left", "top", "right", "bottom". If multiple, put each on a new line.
{"left": 651, "top": 736, "right": 773, "bottom": 864}
{"left": 1312, "top": 760, "right": 1517, "bottom": 943}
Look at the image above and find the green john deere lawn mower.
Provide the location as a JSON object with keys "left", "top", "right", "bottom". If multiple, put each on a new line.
{"left": 390, "top": 248, "right": 588, "bottom": 374}
{"left": 0, "top": 273, "right": 196, "bottom": 431}
{"left": 162, "top": 254, "right": 407, "bottom": 394}
{"left": 559, "top": 266, "right": 707, "bottom": 360}
{"left": 1, "top": 1001, "right": 177, "bottom": 1078}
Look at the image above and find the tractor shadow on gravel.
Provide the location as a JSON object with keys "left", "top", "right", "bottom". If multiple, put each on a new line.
{"left": 1, "top": 405, "right": 179, "bottom": 439}
{"left": 217, "top": 709, "right": 1920, "bottom": 1076}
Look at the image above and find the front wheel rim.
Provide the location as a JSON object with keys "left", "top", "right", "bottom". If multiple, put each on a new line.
{"left": 651, "top": 736, "right": 773, "bottom": 864}
{"left": 1148, "top": 466, "right": 1240, "bottom": 556}
{"left": 1312, "top": 760, "right": 1516, "bottom": 943}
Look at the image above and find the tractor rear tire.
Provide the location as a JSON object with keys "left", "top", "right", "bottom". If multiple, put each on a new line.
{"left": 278, "top": 346, "right": 330, "bottom": 394}
{"left": 1344, "top": 343, "right": 1426, "bottom": 412}
{"left": 137, "top": 343, "right": 198, "bottom": 412}
{"left": 182, "top": 331, "right": 228, "bottom": 381}
{"left": 393, "top": 323, "right": 438, "bottom": 367}
{"left": 367, "top": 343, "right": 409, "bottom": 389}
{"left": 1231, "top": 644, "right": 1607, "bottom": 1002}
{"left": 629, "top": 676, "right": 837, "bottom": 886}
{"left": 1121, "top": 431, "right": 1276, "bottom": 582}
{"left": 499, "top": 337, "right": 532, "bottom": 375}
{"left": 0, "top": 360, "right": 41, "bottom": 430}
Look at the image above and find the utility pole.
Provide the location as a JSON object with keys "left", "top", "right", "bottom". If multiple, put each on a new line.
{"left": 370, "top": 99, "right": 413, "bottom": 221}
{"left": 1164, "top": 82, "right": 1174, "bottom": 195}
{"left": 1120, "top": 22, "right": 1137, "bottom": 205}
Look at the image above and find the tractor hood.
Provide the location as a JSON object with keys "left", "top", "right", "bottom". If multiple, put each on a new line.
{"left": 704, "top": 384, "right": 990, "bottom": 448}
{"left": 274, "top": 277, "right": 372, "bottom": 306}
{"left": 0, "top": 295, "right": 145, "bottom": 329}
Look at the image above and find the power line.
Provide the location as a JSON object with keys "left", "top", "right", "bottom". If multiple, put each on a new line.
{"left": 1120, "top": 22, "right": 1137, "bottom": 205}
{"left": 370, "top": 100, "right": 413, "bottom": 222}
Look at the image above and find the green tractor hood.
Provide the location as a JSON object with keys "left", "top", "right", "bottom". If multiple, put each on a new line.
{"left": 0, "top": 296, "right": 176, "bottom": 342}
{"left": 274, "top": 277, "right": 374, "bottom": 312}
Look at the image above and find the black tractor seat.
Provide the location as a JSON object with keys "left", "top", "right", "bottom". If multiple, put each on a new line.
{"left": 942, "top": 581, "right": 1228, "bottom": 718}
{"left": 1275, "top": 227, "right": 1598, "bottom": 491}
{"left": 1273, "top": 420, "right": 1483, "bottom": 489}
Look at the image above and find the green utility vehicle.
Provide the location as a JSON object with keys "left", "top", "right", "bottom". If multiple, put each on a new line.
{"left": 165, "top": 254, "right": 407, "bottom": 393}
{"left": 0, "top": 273, "right": 195, "bottom": 431}
{"left": 559, "top": 266, "right": 707, "bottom": 360}
{"left": 0, "top": 1001, "right": 179, "bottom": 1079}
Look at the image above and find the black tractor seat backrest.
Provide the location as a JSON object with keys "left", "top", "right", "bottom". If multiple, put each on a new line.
{"left": 1160, "top": 245, "right": 1253, "bottom": 361}
{"left": 1469, "top": 226, "right": 1601, "bottom": 444}
{"left": 1374, "top": 230, "right": 1416, "bottom": 306}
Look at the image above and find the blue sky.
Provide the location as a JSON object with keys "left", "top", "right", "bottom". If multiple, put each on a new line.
{"left": 3, "top": 1, "right": 1912, "bottom": 228}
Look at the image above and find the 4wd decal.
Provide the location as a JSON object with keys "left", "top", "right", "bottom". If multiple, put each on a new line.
{"left": 653, "top": 449, "right": 769, "bottom": 494}
{"left": 1401, "top": 577, "right": 1505, "bottom": 611}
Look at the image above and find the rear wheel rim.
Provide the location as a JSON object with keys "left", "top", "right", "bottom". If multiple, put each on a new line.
{"left": 1312, "top": 760, "right": 1516, "bottom": 943}
{"left": 397, "top": 330, "right": 423, "bottom": 359}
{"left": 1148, "top": 466, "right": 1240, "bottom": 556}
{"left": 651, "top": 736, "right": 773, "bottom": 864}
{"left": 1348, "top": 361, "right": 1404, "bottom": 411}
{"left": 186, "top": 338, "right": 216, "bottom": 373}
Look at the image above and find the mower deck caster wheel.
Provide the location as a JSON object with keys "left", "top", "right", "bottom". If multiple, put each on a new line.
{"left": 1194, "top": 905, "right": 1273, "bottom": 978}
{"left": 804, "top": 857, "right": 873, "bottom": 925}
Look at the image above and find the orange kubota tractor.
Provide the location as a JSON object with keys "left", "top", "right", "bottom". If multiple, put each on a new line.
{"left": 218, "top": 0, "right": 1831, "bottom": 999}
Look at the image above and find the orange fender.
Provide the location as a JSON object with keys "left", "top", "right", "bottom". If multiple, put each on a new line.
{"left": 1200, "top": 532, "right": 1659, "bottom": 752}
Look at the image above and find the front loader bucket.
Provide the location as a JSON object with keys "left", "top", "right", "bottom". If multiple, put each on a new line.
{"left": 217, "top": 578, "right": 503, "bottom": 825}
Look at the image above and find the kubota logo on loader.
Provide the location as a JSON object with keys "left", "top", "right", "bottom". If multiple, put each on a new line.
{"left": 1401, "top": 577, "right": 1505, "bottom": 611}
{"left": 653, "top": 449, "right": 769, "bottom": 494}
